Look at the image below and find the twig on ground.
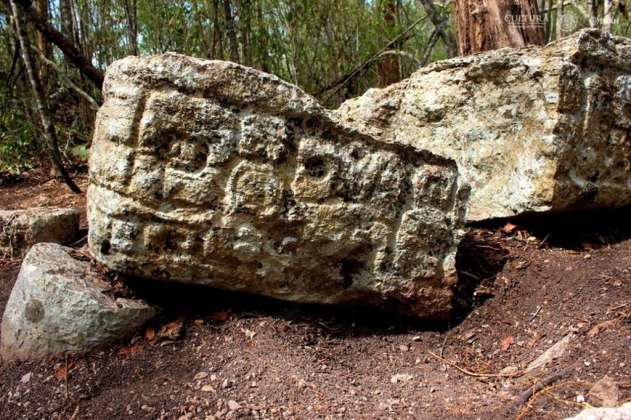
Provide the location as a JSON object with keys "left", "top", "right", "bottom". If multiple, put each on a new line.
{"left": 64, "top": 353, "right": 69, "bottom": 400}
{"left": 513, "top": 369, "right": 576, "bottom": 420}
{"left": 459, "top": 270, "right": 480, "bottom": 280}
{"left": 439, "top": 322, "right": 451, "bottom": 358}
{"left": 529, "top": 305, "right": 543, "bottom": 322}
{"left": 428, "top": 351, "right": 524, "bottom": 378}
{"left": 68, "top": 404, "right": 80, "bottom": 420}
{"left": 69, "top": 234, "right": 88, "bottom": 247}
{"left": 514, "top": 368, "right": 571, "bottom": 407}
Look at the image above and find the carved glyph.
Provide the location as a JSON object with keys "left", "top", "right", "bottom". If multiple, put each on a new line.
{"left": 88, "top": 54, "right": 468, "bottom": 318}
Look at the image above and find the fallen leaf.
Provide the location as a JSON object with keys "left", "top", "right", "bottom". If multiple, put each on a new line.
{"left": 588, "top": 319, "right": 617, "bottom": 338}
{"left": 242, "top": 328, "right": 256, "bottom": 340}
{"left": 194, "top": 371, "right": 208, "bottom": 381}
{"left": 461, "top": 330, "right": 477, "bottom": 342}
{"left": 209, "top": 310, "right": 231, "bottom": 322}
{"left": 527, "top": 333, "right": 542, "bottom": 348}
{"left": 54, "top": 366, "right": 68, "bottom": 381}
{"left": 118, "top": 343, "right": 144, "bottom": 356}
{"left": 390, "top": 373, "right": 413, "bottom": 384}
{"left": 502, "top": 223, "right": 517, "bottom": 234}
{"left": 500, "top": 336, "right": 514, "bottom": 352}
{"left": 500, "top": 366, "right": 518, "bottom": 375}
{"left": 158, "top": 318, "right": 184, "bottom": 340}
{"left": 144, "top": 327, "right": 156, "bottom": 342}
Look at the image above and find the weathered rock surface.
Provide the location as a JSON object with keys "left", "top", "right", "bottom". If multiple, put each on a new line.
{"left": 87, "top": 53, "right": 469, "bottom": 318}
{"left": 1, "top": 243, "right": 157, "bottom": 361}
{"left": 0, "top": 208, "right": 80, "bottom": 257}
{"left": 335, "top": 29, "right": 631, "bottom": 221}
{"left": 565, "top": 403, "right": 631, "bottom": 420}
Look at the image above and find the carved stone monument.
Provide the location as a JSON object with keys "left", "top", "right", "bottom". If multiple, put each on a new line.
{"left": 87, "top": 54, "right": 469, "bottom": 318}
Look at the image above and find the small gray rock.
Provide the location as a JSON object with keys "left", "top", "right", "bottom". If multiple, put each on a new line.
{"left": 0, "top": 243, "right": 157, "bottom": 361}
{"left": 0, "top": 208, "right": 80, "bottom": 258}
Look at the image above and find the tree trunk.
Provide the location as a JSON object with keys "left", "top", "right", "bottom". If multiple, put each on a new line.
{"left": 239, "top": 0, "right": 252, "bottom": 66}
{"left": 60, "top": 0, "right": 76, "bottom": 42}
{"left": 555, "top": 0, "right": 564, "bottom": 39}
{"left": 454, "top": 0, "right": 545, "bottom": 55}
{"left": 33, "top": 0, "right": 51, "bottom": 82}
{"left": 8, "top": 0, "right": 80, "bottom": 193}
{"left": 377, "top": 0, "right": 401, "bottom": 87}
{"left": 223, "top": 0, "right": 239, "bottom": 62}
{"left": 123, "top": 0, "right": 138, "bottom": 55}
{"left": 587, "top": 0, "right": 599, "bottom": 27}
{"left": 603, "top": 0, "right": 613, "bottom": 31}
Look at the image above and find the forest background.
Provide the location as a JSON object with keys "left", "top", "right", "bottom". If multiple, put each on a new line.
{"left": 1, "top": 0, "right": 630, "bottom": 174}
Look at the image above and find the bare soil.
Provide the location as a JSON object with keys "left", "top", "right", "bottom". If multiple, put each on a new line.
{"left": 1, "top": 171, "right": 630, "bottom": 419}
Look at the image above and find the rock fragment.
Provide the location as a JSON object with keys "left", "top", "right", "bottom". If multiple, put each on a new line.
{"left": 588, "top": 375, "right": 620, "bottom": 407}
{"left": 0, "top": 208, "right": 80, "bottom": 258}
{"left": 0, "top": 243, "right": 157, "bottom": 361}
{"left": 525, "top": 333, "right": 574, "bottom": 373}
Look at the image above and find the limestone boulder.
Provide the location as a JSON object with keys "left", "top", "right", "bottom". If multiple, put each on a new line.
{"left": 565, "top": 403, "right": 631, "bottom": 420}
{"left": 0, "top": 208, "right": 80, "bottom": 258}
{"left": 87, "top": 53, "right": 469, "bottom": 318}
{"left": 1, "top": 243, "right": 157, "bottom": 361}
{"left": 334, "top": 29, "right": 631, "bottom": 221}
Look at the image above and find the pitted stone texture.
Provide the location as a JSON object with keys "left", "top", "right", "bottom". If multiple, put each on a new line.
{"left": 334, "top": 29, "right": 631, "bottom": 221}
{"left": 0, "top": 243, "right": 157, "bottom": 361}
{"left": 87, "top": 53, "right": 469, "bottom": 318}
{"left": 0, "top": 208, "right": 80, "bottom": 258}
{"left": 565, "top": 403, "right": 631, "bottom": 420}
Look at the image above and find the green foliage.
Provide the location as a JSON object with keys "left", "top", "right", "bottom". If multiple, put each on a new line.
{"left": 2, "top": 0, "right": 631, "bottom": 172}
{"left": 0, "top": 89, "right": 41, "bottom": 174}
{"left": 70, "top": 144, "right": 89, "bottom": 162}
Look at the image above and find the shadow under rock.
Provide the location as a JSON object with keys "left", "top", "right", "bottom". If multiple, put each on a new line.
{"left": 126, "top": 228, "right": 511, "bottom": 338}
{"left": 471, "top": 204, "right": 631, "bottom": 251}
{"left": 126, "top": 276, "right": 460, "bottom": 339}
{"left": 452, "top": 228, "right": 510, "bottom": 324}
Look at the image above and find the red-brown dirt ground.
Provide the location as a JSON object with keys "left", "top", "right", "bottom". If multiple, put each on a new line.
{"left": 1, "top": 169, "right": 630, "bottom": 419}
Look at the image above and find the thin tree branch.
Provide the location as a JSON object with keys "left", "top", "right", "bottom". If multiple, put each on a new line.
{"left": 416, "top": 0, "right": 458, "bottom": 57}
{"left": 378, "top": 49, "right": 422, "bottom": 67}
{"left": 31, "top": 46, "right": 100, "bottom": 110}
{"left": 9, "top": 0, "right": 80, "bottom": 193}
{"left": 420, "top": 28, "right": 440, "bottom": 65}
{"left": 316, "top": 14, "right": 428, "bottom": 98}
